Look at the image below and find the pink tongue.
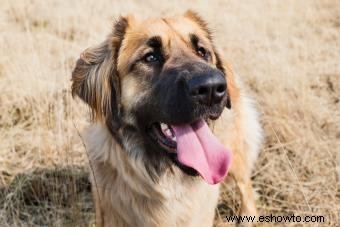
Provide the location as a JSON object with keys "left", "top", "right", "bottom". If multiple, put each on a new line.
{"left": 171, "top": 120, "right": 232, "bottom": 184}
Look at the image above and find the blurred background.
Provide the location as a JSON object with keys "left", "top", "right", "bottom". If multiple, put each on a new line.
{"left": 0, "top": 0, "right": 339, "bottom": 226}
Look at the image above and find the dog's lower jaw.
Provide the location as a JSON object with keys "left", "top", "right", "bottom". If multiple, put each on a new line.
{"left": 115, "top": 124, "right": 200, "bottom": 181}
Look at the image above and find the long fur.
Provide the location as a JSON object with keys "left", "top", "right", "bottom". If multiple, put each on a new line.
{"left": 83, "top": 87, "right": 262, "bottom": 226}
{"left": 72, "top": 11, "right": 263, "bottom": 227}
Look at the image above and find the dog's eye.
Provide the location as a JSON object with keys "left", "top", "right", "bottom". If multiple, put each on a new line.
{"left": 197, "top": 47, "right": 207, "bottom": 58}
{"left": 144, "top": 53, "right": 159, "bottom": 63}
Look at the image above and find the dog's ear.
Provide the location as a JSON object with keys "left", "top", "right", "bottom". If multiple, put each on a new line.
{"left": 184, "top": 10, "right": 233, "bottom": 109}
{"left": 71, "top": 17, "right": 129, "bottom": 130}
{"left": 184, "top": 10, "right": 213, "bottom": 40}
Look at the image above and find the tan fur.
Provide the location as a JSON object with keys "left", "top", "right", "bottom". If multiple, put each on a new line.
{"left": 72, "top": 11, "right": 263, "bottom": 227}
{"left": 85, "top": 124, "right": 220, "bottom": 227}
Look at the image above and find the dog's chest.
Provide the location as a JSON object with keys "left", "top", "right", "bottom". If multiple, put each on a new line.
{"left": 160, "top": 180, "right": 220, "bottom": 227}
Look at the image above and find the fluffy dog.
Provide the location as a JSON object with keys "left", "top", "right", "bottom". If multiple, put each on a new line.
{"left": 71, "top": 11, "right": 262, "bottom": 227}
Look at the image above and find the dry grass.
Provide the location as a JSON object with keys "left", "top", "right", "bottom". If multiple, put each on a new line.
{"left": 0, "top": 0, "right": 339, "bottom": 226}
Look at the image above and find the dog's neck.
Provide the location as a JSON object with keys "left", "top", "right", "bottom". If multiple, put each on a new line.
{"left": 84, "top": 123, "right": 199, "bottom": 196}
{"left": 84, "top": 123, "right": 218, "bottom": 226}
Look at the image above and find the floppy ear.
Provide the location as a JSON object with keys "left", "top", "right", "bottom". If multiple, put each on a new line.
{"left": 71, "top": 17, "right": 129, "bottom": 131}
{"left": 184, "top": 10, "right": 233, "bottom": 109}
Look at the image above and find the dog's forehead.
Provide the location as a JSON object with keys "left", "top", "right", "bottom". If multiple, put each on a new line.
{"left": 122, "top": 16, "right": 208, "bottom": 50}
{"left": 136, "top": 16, "right": 204, "bottom": 39}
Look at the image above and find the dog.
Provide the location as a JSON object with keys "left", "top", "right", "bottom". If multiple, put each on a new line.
{"left": 71, "top": 11, "right": 262, "bottom": 227}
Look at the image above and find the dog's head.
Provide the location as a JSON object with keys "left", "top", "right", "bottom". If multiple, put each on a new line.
{"left": 72, "top": 11, "right": 235, "bottom": 184}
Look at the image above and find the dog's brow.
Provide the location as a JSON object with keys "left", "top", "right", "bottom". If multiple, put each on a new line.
{"left": 189, "top": 33, "right": 199, "bottom": 47}
{"left": 146, "top": 36, "right": 162, "bottom": 49}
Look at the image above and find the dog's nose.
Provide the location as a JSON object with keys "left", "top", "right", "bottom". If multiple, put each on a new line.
{"left": 188, "top": 73, "right": 226, "bottom": 106}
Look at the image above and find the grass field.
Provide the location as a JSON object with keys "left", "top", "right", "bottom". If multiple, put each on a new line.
{"left": 0, "top": 0, "right": 339, "bottom": 226}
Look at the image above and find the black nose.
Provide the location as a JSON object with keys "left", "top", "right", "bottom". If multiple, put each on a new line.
{"left": 188, "top": 73, "right": 226, "bottom": 106}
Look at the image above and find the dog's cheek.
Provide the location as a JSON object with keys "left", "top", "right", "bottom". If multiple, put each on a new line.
{"left": 121, "top": 76, "right": 139, "bottom": 107}
{"left": 120, "top": 76, "right": 149, "bottom": 124}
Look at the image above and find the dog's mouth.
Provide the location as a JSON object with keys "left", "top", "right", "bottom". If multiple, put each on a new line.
{"left": 149, "top": 122, "right": 177, "bottom": 152}
{"left": 147, "top": 119, "right": 233, "bottom": 184}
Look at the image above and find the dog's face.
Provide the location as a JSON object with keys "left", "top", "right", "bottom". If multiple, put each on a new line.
{"left": 72, "top": 11, "right": 234, "bottom": 182}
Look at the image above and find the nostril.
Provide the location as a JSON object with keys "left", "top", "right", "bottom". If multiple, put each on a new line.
{"left": 198, "top": 86, "right": 208, "bottom": 95}
{"left": 216, "top": 85, "right": 226, "bottom": 94}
